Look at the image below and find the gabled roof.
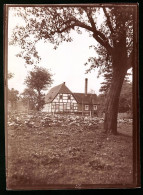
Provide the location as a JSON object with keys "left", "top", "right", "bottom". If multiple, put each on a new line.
{"left": 45, "top": 82, "right": 99, "bottom": 104}
{"left": 45, "top": 82, "right": 72, "bottom": 103}
{"left": 73, "top": 93, "right": 98, "bottom": 104}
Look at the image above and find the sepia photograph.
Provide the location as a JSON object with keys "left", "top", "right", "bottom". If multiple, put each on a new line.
{"left": 4, "top": 4, "right": 140, "bottom": 189}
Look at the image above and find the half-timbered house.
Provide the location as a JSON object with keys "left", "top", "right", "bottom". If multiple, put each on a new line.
{"left": 43, "top": 79, "right": 99, "bottom": 115}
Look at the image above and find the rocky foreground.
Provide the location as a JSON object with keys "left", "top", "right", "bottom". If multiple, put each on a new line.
{"left": 7, "top": 111, "right": 132, "bottom": 130}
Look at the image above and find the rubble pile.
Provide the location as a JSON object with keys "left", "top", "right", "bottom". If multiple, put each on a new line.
{"left": 118, "top": 118, "right": 132, "bottom": 124}
{"left": 8, "top": 112, "right": 102, "bottom": 129}
{"left": 7, "top": 111, "right": 132, "bottom": 130}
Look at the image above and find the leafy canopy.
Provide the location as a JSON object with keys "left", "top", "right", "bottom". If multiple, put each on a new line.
{"left": 24, "top": 66, "right": 53, "bottom": 111}
{"left": 10, "top": 6, "right": 134, "bottom": 70}
{"left": 24, "top": 66, "right": 53, "bottom": 94}
{"left": 8, "top": 88, "right": 19, "bottom": 109}
{"left": 21, "top": 88, "right": 43, "bottom": 111}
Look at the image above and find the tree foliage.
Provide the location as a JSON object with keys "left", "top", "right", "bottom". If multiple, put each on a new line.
{"left": 10, "top": 6, "right": 134, "bottom": 67}
{"left": 21, "top": 88, "right": 38, "bottom": 111}
{"left": 10, "top": 5, "right": 137, "bottom": 134}
{"left": 119, "top": 80, "right": 132, "bottom": 113}
{"left": 24, "top": 66, "right": 53, "bottom": 111}
{"left": 99, "top": 64, "right": 132, "bottom": 95}
{"left": 8, "top": 72, "right": 14, "bottom": 80}
{"left": 98, "top": 80, "right": 132, "bottom": 114}
{"left": 8, "top": 88, "right": 19, "bottom": 109}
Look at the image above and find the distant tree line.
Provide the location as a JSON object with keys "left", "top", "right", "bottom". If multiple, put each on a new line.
{"left": 8, "top": 67, "right": 53, "bottom": 112}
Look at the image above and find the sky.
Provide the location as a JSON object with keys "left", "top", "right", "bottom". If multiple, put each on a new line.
{"left": 8, "top": 7, "right": 132, "bottom": 96}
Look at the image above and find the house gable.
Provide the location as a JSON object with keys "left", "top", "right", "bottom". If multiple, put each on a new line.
{"left": 53, "top": 93, "right": 77, "bottom": 104}
{"left": 44, "top": 82, "right": 78, "bottom": 113}
{"left": 45, "top": 82, "right": 73, "bottom": 103}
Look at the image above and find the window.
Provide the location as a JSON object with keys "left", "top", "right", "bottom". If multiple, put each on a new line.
{"left": 68, "top": 95, "right": 71, "bottom": 100}
{"left": 59, "top": 94, "right": 63, "bottom": 100}
{"left": 73, "top": 104, "right": 77, "bottom": 110}
{"left": 85, "top": 105, "right": 89, "bottom": 110}
{"left": 93, "top": 105, "right": 97, "bottom": 110}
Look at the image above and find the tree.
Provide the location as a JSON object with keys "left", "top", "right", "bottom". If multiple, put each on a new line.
{"left": 98, "top": 58, "right": 132, "bottom": 96}
{"left": 119, "top": 80, "right": 132, "bottom": 113}
{"left": 8, "top": 88, "right": 19, "bottom": 109}
{"left": 10, "top": 5, "right": 137, "bottom": 134}
{"left": 98, "top": 80, "right": 132, "bottom": 114}
{"left": 99, "top": 65, "right": 132, "bottom": 96}
{"left": 89, "top": 89, "right": 96, "bottom": 94}
{"left": 21, "top": 88, "right": 38, "bottom": 111}
{"left": 24, "top": 66, "right": 53, "bottom": 111}
{"left": 8, "top": 73, "right": 19, "bottom": 109}
{"left": 99, "top": 63, "right": 113, "bottom": 95}
{"left": 97, "top": 93, "right": 106, "bottom": 117}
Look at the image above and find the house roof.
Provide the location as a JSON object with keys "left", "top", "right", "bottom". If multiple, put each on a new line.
{"left": 45, "top": 82, "right": 72, "bottom": 103}
{"left": 45, "top": 82, "right": 99, "bottom": 104}
{"left": 73, "top": 93, "right": 98, "bottom": 104}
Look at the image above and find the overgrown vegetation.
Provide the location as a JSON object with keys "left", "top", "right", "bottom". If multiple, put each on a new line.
{"left": 7, "top": 112, "right": 133, "bottom": 189}
{"left": 8, "top": 88, "right": 19, "bottom": 110}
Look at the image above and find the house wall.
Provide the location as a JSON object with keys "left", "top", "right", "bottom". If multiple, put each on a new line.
{"left": 43, "top": 92, "right": 98, "bottom": 115}
{"left": 78, "top": 103, "right": 97, "bottom": 111}
{"left": 77, "top": 103, "right": 98, "bottom": 115}
{"left": 43, "top": 93, "right": 78, "bottom": 113}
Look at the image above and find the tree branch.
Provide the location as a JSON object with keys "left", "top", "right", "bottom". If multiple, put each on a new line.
{"left": 82, "top": 7, "right": 113, "bottom": 53}
{"left": 72, "top": 19, "right": 93, "bottom": 31}
{"left": 127, "top": 50, "right": 133, "bottom": 69}
{"left": 82, "top": 7, "right": 109, "bottom": 41}
{"left": 56, "top": 16, "right": 113, "bottom": 54}
{"left": 93, "top": 33, "right": 112, "bottom": 54}
{"left": 82, "top": 7, "right": 95, "bottom": 30}
{"left": 56, "top": 24, "right": 75, "bottom": 33}
{"left": 103, "top": 7, "right": 114, "bottom": 34}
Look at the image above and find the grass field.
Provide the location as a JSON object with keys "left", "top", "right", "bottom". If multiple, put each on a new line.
{"left": 6, "top": 113, "right": 133, "bottom": 189}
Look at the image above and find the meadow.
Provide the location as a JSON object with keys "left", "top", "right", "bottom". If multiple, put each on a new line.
{"left": 6, "top": 112, "right": 133, "bottom": 189}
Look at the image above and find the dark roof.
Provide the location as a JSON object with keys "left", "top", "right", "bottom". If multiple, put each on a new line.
{"left": 73, "top": 93, "right": 98, "bottom": 104}
{"left": 45, "top": 82, "right": 72, "bottom": 103}
{"left": 45, "top": 82, "right": 99, "bottom": 104}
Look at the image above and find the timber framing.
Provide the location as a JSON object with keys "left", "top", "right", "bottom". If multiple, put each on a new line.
{"left": 43, "top": 82, "right": 99, "bottom": 116}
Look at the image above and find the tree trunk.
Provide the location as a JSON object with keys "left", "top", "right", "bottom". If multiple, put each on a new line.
{"left": 104, "top": 61, "right": 127, "bottom": 134}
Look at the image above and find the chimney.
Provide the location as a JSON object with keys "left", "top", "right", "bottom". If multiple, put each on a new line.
{"left": 85, "top": 78, "right": 88, "bottom": 96}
